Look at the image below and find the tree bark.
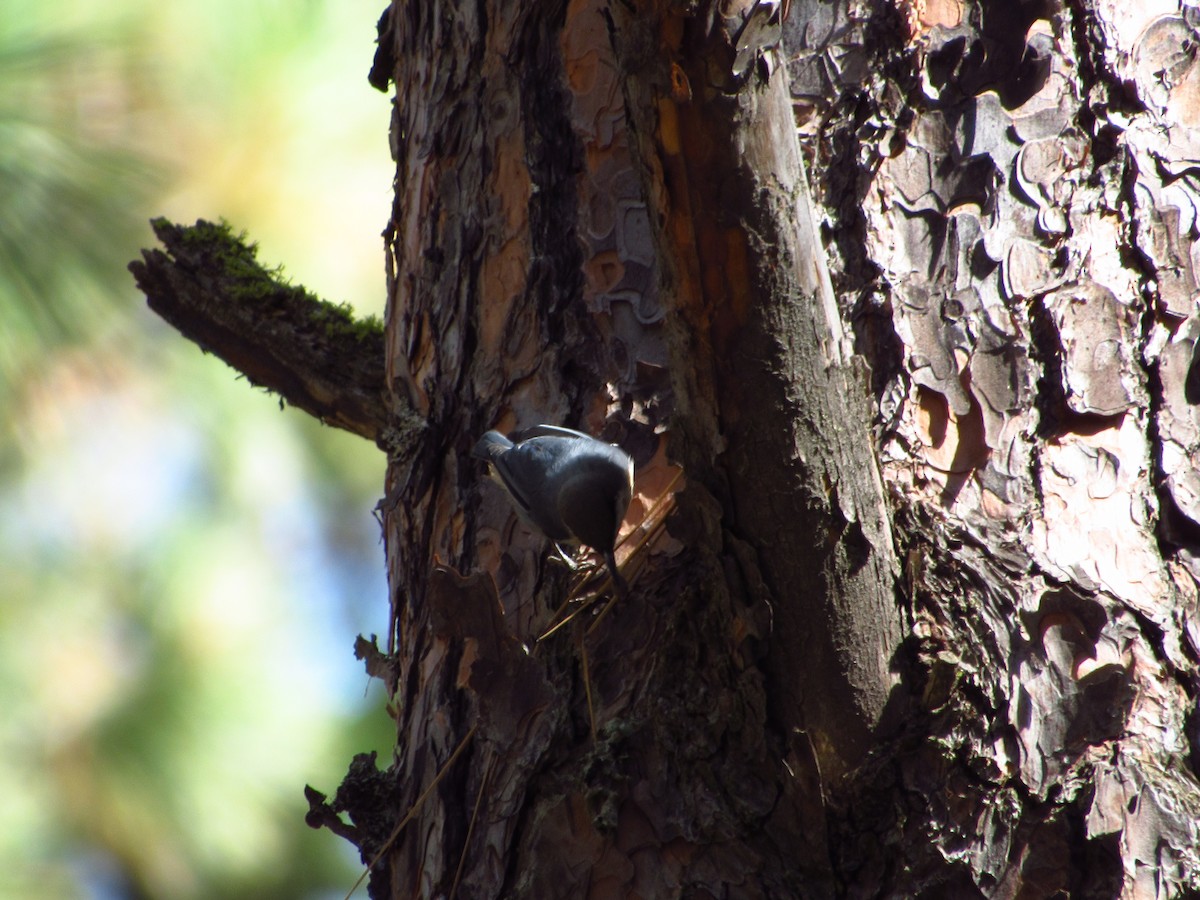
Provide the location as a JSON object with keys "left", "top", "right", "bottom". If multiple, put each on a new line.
{"left": 318, "top": 0, "right": 1200, "bottom": 897}
{"left": 129, "top": 0, "right": 1200, "bottom": 896}
{"left": 608, "top": 0, "right": 903, "bottom": 778}
{"left": 784, "top": 0, "right": 1200, "bottom": 896}
{"left": 364, "top": 0, "right": 902, "bottom": 896}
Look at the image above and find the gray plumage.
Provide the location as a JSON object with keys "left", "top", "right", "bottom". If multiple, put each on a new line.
{"left": 473, "top": 425, "right": 634, "bottom": 595}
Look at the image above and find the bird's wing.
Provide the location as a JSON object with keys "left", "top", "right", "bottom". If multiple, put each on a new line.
{"left": 517, "top": 424, "right": 594, "bottom": 442}
{"left": 489, "top": 438, "right": 559, "bottom": 515}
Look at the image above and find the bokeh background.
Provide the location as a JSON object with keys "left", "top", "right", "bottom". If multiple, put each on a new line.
{"left": 1, "top": 1, "right": 396, "bottom": 897}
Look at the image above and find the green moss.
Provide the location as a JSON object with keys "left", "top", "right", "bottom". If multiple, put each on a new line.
{"left": 150, "top": 217, "right": 384, "bottom": 344}
{"left": 309, "top": 299, "right": 385, "bottom": 343}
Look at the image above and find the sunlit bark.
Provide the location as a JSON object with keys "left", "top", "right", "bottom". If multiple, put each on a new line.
{"left": 335, "top": 1, "right": 1200, "bottom": 897}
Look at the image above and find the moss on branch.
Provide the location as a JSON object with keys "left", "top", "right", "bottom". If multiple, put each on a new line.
{"left": 129, "top": 218, "right": 395, "bottom": 447}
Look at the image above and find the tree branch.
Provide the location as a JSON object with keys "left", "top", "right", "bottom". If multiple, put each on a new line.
{"left": 129, "top": 218, "right": 397, "bottom": 448}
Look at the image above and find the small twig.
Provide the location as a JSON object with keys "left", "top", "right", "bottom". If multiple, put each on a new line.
{"left": 449, "top": 753, "right": 495, "bottom": 900}
{"left": 538, "top": 592, "right": 594, "bottom": 643}
{"left": 579, "top": 628, "right": 598, "bottom": 741}
{"left": 344, "top": 725, "right": 478, "bottom": 900}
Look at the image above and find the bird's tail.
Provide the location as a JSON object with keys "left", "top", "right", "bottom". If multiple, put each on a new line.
{"left": 604, "top": 549, "right": 629, "bottom": 601}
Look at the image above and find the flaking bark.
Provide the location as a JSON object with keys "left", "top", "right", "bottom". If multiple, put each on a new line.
{"left": 136, "top": 0, "right": 1200, "bottom": 896}
{"left": 608, "top": 0, "right": 903, "bottom": 778}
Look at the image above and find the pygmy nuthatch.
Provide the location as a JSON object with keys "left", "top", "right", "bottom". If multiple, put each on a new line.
{"left": 473, "top": 424, "right": 634, "bottom": 595}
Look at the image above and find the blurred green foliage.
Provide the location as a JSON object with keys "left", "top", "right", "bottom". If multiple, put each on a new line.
{"left": 0, "top": 18, "right": 158, "bottom": 393}
{"left": 0, "top": 1, "right": 395, "bottom": 898}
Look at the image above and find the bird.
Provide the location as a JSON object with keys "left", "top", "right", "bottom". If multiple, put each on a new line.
{"left": 473, "top": 424, "right": 634, "bottom": 597}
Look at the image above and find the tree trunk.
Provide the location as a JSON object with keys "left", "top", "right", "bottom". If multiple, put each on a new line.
{"left": 346, "top": 0, "right": 1200, "bottom": 897}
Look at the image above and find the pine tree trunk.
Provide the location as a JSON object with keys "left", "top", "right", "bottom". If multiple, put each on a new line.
{"left": 354, "top": 0, "right": 1200, "bottom": 897}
